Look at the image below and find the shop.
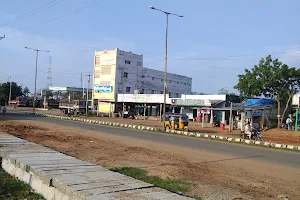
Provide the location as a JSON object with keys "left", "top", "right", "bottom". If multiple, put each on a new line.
{"left": 117, "top": 94, "right": 172, "bottom": 118}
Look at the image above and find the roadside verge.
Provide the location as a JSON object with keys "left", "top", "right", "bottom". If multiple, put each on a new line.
{"left": 0, "top": 133, "right": 193, "bottom": 200}
{"left": 27, "top": 112, "right": 300, "bottom": 152}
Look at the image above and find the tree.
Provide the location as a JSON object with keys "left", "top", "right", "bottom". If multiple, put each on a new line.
{"left": 23, "top": 87, "right": 30, "bottom": 97}
{"left": 234, "top": 55, "right": 300, "bottom": 128}
{"left": 0, "top": 82, "right": 23, "bottom": 104}
{"left": 218, "top": 88, "right": 229, "bottom": 95}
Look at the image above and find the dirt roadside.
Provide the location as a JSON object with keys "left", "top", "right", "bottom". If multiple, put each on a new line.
{"left": 11, "top": 107, "right": 300, "bottom": 146}
{"left": 0, "top": 118, "right": 299, "bottom": 200}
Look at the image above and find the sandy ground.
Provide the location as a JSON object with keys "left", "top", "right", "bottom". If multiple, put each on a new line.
{"left": 11, "top": 107, "right": 300, "bottom": 146}
{"left": 0, "top": 117, "right": 299, "bottom": 200}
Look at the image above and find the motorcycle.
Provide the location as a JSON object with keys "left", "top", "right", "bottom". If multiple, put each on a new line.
{"left": 213, "top": 116, "right": 220, "bottom": 127}
{"left": 240, "top": 128, "right": 263, "bottom": 141}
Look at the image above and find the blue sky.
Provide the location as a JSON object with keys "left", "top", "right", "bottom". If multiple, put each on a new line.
{"left": 0, "top": 0, "right": 299, "bottom": 94}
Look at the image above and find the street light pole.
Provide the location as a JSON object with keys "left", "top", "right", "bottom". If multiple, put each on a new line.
{"left": 86, "top": 74, "right": 91, "bottom": 115}
{"left": 163, "top": 13, "right": 168, "bottom": 123}
{"left": 25, "top": 47, "right": 50, "bottom": 114}
{"left": 149, "top": 6, "right": 183, "bottom": 123}
{"left": 8, "top": 76, "right": 12, "bottom": 106}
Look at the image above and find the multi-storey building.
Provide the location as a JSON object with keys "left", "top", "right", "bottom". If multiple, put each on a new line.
{"left": 93, "top": 48, "right": 192, "bottom": 113}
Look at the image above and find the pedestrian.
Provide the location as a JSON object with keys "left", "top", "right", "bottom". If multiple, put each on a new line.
{"left": 286, "top": 117, "right": 292, "bottom": 131}
{"left": 245, "top": 122, "right": 252, "bottom": 139}
{"left": 2, "top": 104, "right": 6, "bottom": 115}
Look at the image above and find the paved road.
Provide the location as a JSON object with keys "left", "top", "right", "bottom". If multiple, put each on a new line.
{"left": 6, "top": 112, "right": 300, "bottom": 168}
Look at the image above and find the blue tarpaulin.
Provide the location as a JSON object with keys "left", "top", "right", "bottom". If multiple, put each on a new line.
{"left": 244, "top": 99, "right": 275, "bottom": 108}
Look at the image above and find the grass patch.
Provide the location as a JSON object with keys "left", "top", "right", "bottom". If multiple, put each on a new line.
{"left": 0, "top": 168, "right": 44, "bottom": 200}
{"left": 111, "top": 167, "right": 190, "bottom": 194}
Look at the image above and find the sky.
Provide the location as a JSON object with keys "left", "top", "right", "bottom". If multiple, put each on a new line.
{"left": 0, "top": 0, "right": 300, "bottom": 94}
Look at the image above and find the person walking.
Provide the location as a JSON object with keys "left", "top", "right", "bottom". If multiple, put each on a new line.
{"left": 2, "top": 104, "right": 6, "bottom": 115}
{"left": 286, "top": 117, "right": 292, "bottom": 131}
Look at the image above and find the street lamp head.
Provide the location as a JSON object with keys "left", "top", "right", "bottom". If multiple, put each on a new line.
{"left": 25, "top": 47, "right": 28, "bottom": 49}
{"left": 149, "top": 6, "right": 155, "bottom": 10}
{"left": 178, "top": 15, "right": 183, "bottom": 17}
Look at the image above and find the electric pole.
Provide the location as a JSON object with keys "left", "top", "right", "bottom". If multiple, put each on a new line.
{"left": 86, "top": 74, "right": 91, "bottom": 115}
{"left": 47, "top": 57, "right": 52, "bottom": 88}
{"left": 25, "top": 47, "right": 50, "bottom": 113}
{"left": 149, "top": 6, "right": 183, "bottom": 123}
{"left": 8, "top": 76, "right": 12, "bottom": 106}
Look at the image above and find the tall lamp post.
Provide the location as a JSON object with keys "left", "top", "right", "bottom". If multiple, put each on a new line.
{"left": 25, "top": 47, "right": 50, "bottom": 114}
{"left": 8, "top": 76, "right": 12, "bottom": 106}
{"left": 149, "top": 6, "right": 183, "bottom": 123}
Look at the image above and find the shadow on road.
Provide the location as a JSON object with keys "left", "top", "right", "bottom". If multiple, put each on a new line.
{"left": 138, "top": 155, "right": 265, "bottom": 169}
{"left": 0, "top": 112, "right": 35, "bottom": 121}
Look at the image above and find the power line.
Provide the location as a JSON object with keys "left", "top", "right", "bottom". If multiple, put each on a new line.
{"left": 6, "top": 0, "right": 108, "bottom": 34}
{"left": 173, "top": 50, "right": 300, "bottom": 61}
{"left": 0, "top": 0, "right": 67, "bottom": 28}
{"left": 143, "top": 49, "right": 300, "bottom": 66}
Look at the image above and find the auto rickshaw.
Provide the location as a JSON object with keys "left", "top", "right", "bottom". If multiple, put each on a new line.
{"left": 164, "top": 113, "right": 189, "bottom": 131}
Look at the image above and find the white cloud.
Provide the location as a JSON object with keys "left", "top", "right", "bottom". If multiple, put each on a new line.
{"left": 0, "top": 26, "right": 135, "bottom": 91}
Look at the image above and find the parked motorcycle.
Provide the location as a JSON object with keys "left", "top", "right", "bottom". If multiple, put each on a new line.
{"left": 213, "top": 115, "right": 220, "bottom": 127}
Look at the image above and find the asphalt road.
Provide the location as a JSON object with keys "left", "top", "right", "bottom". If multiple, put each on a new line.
{"left": 5, "top": 112, "right": 300, "bottom": 168}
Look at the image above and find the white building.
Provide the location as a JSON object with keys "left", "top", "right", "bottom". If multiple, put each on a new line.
{"left": 93, "top": 48, "right": 192, "bottom": 113}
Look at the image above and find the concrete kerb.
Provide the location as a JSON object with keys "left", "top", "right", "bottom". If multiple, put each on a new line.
{"left": 25, "top": 113, "right": 300, "bottom": 152}
{"left": 1, "top": 135, "right": 193, "bottom": 200}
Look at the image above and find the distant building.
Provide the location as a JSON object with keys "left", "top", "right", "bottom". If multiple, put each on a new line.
{"left": 93, "top": 48, "right": 192, "bottom": 113}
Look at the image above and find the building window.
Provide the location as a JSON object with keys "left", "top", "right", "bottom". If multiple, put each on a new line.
{"left": 176, "top": 93, "right": 179, "bottom": 97}
{"left": 142, "top": 75, "right": 145, "bottom": 78}
{"left": 160, "top": 91, "right": 163, "bottom": 94}
{"left": 169, "top": 92, "right": 172, "bottom": 96}
{"left": 169, "top": 80, "right": 171, "bottom": 83}
{"left": 126, "top": 87, "right": 131, "bottom": 93}
{"left": 161, "top": 79, "right": 163, "bottom": 82}
{"left": 151, "top": 90, "right": 154, "bottom": 94}
{"left": 124, "top": 72, "right": 128, "bottom": 78}
{"left": 177, "top": 82, "right": 179, "bottom": 84}
{"left": 184, "top": 83, "right": 186, "bottom": 85}
{"left": 125, "top": 60, "right": 131, "bottom": 64}
{"left": 94, "top": 56, "right": 100, "bottom": 65}
{"left": 137, "top": 61, "right": 142, "bottom": 66}
{"left": 152, "top": 77, "right": 155, "bottom": 80}
{"left": 141, "top": 89, "right": 144, "bottom": 94}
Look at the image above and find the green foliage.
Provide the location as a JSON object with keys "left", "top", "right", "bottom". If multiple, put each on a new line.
{"left": 0, "top": 168, "right": 44, "bottom": 199}
{"left": 111, "top": 167, "right": 190, "bottom": 194}
{"left": 234, "top": 55, "right": 300, "bottom": 126}
{"left": 234, "top": 55, "right": 300, "bottom": 100}
{"left": 218, "top": 88, "right": 229, "bottom": 95}
{"left": 23, "top": 87, "right": 30, "bottom": 96}
{"left": 0, "top": 82, "right": 23, "bottom": 104}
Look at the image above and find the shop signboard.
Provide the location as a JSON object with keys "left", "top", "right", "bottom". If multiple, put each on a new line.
{"left": 252, "top": 110, "right": 262, "bottom": 117}
{"left": 94, "top": 85, "right": 112, "bottom": 93}
{"left": 171, "top": 99, "right": 211, "bottom": 107}
{"left": 118, "top": 94, "right": 171, "bottom": 104}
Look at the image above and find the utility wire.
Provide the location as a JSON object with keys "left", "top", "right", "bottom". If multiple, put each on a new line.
{"left": 6, "top": 0, "right": 108, "bottom": 34}
{"left": 143, "top": 49, "right": 300, "bottom": 66}
{"left": 0, "top": 0, "right": 67, "bottom": 28}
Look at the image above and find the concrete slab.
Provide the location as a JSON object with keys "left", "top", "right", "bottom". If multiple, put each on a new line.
{"left": 0, "top": 134, "right": 193, "bottom": 200}
{"left": 88, "top": 187, "right": 193, "bottom": 200}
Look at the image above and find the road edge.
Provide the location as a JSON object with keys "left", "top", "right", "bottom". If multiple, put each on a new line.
{"left": 26, "top": 112, "right": 300, "bottom": 153}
